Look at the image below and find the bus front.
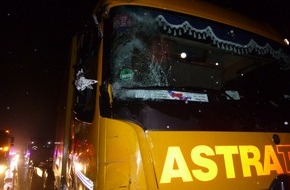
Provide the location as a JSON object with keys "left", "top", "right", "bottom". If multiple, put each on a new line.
{"left": 100, "top": 4, "right": 290, "bottom": 190}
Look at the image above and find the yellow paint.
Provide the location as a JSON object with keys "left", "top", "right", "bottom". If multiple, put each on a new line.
{"left": 160, "top": 146, "right": 192, "bottom": 183}
{"left": 263, "top": 145, "right": 283, "bottom": 175}
{"left": 146, "top": 131, "right": 290, "bottom": 190}
{"left": 277, "top": 145, "right": 290, "bottom": 173}
{"left": 158, "top": 143, "right": 290, "bottom": 184}
{"left": 239, "top": 145, "right": 264, "bottom": 177}
{"left": 215, "top": 146, "right": 239, "bottom": 178}
{"left": 191, "top": 145, "right": 218, "bottom": 181}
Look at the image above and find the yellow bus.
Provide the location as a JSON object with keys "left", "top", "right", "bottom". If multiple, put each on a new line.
{"left": 53, "top": 0, "right": 290, "bottom": 189}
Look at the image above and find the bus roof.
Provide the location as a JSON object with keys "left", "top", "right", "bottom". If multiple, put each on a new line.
{"left": 97, "top": 0, "right": 284, "bottom": 45}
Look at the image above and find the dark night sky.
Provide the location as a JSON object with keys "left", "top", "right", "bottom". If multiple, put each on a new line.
{"left": 1, "top": 0, "right": 96, "bottom": 150}
{"left": 1, "top": 0, "right": 289, "bottom": 151}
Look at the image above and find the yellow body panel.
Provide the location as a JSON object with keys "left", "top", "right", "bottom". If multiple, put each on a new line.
{"left": 148, "top": 131, "right": 290, "bottom": 189}
{"left": 98, "top": 119, "right": 290, "bottom": 189}
{"left": 99, "top": 118, "right": 156, "bottom": 189}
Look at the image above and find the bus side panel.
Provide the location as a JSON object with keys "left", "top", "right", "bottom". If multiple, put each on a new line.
{"left": 100, "top": 119, "right": 156, "bottom": 190}
{"left": 148, "top": 131, "right": 290, "bottom": 190}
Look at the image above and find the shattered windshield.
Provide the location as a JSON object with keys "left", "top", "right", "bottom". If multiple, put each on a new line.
{"left": 104, "top": 6, "right": 290, "bottom": 103}
{"left": 102, "top": 6, "right": 290, "bottom": 132}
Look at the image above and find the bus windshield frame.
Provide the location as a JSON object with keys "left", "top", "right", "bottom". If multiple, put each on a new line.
{"left": 103, "top": 5, "right": 290, "bottom": 132}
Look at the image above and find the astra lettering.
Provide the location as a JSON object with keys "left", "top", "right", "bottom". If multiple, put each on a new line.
{"left": 160, "top": 145, "right": 290, "bottom": 183}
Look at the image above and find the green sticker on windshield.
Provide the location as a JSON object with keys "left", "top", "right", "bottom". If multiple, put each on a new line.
{"left": 120, "top": 68, "right": 133, "bottom": 81}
